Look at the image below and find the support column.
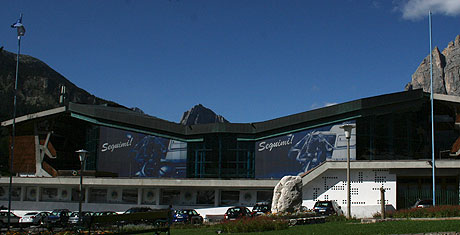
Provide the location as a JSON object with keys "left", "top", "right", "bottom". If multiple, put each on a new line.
{"left": 137, "top": 188, "right": 142, "bottom": 205}
{"left": 214, "top": 189, "right": 220, "bottom": 207}
{"left": 36, "top": 186, "right": 40, "bottom": 202}
{"left": 84, "top": 187, "right": 89, "bottom": 203}
{"left": 155, "top": 188, "right": 160, "bottom": 206}
{"left": 20, "top": 186, "right": 25, "bottom": 201}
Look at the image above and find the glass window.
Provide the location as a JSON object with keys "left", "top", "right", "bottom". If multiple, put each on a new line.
{"left": 122, "top": 189, "right": 138, "bottom": 204}
{"left": 71, "top": 188, "right": 85, "bottom": 202}
{"left": 160, "top": 189, "right": 180, "bottom": 205}
{"left": 221, "top": 191, "right": 239, "bottom": 206}
{"left": 196, "top": 190, "right": 215, "bottom": 205}
{"left": 41, "top": 188, "right": 58, "bottom": 201}
{"left": 142, "top": 188, "right": 157, "bottom": 205}
{"left": 89, "top": 188, "right": 107, "bottom": 203}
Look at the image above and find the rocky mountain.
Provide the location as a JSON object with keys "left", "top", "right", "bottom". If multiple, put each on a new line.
{"left": 406, "top": 35, "right": 460, "bottom": 95}
{"left": 180, "top": 104, "right": 229, "bottom": 125}
{"left": 0, "top": 49, "right": 126, "bottom": 122}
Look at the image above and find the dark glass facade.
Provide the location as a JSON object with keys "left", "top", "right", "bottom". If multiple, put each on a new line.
{"left": 356, "top": 106, "right": 431, "bottom": 160}
{"left": 187, "top": 134, "right": 255, "bottom": 178}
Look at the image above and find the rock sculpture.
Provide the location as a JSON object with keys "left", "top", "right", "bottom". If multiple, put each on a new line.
{"left": 271, "top": 175, "right": 302, "bottom": 214}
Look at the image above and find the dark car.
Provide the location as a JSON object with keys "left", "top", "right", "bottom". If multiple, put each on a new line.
{"left": 412, "top": 199, "right": 433, "bottom": 208}
{"left": 0, "top": 211, "right": 21, "bottom": 228}
{"left": 251, "top": 202, "right": 271, "bottom": 216}
{"left": 32, "top": 211, "right": 50, "bottom": 226}
{"left": 94, "top": 211, "right": 118, "bottom": 216}
{"left": 313, "top": 201, "right": 343, "bottom": 216}
{"left": 124, "top": 207, "right": 153, "bottom": 214}
{"left": 224, "top": 206, "right": 252, "bottom": 220}
{"left": 44, "top": 209, "right": 72, "bottom": 226}
{"left": 173, "top": 209, "right": 203, "bottom": 224}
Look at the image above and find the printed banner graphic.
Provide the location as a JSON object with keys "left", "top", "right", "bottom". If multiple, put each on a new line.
{"left": 98, "top": 126, "right": 187, "bottom": 178}
{"left": 255, "top": 121, "right": 356, "bottom": 178}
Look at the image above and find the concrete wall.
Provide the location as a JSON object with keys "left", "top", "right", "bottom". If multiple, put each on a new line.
{"left": 302, "top": 169, "right": 396, "bottom": 218}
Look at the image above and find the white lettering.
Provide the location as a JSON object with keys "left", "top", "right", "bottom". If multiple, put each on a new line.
{"left": 257, "top": 134, "right": 294, "bottom": 152}
{"left": 101, "top": 137, "right": 134, "bottom": 152}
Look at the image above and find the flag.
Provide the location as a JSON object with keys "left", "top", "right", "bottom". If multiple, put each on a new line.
{"left": 11, "top": 14, "right": 25, "bottom": 37}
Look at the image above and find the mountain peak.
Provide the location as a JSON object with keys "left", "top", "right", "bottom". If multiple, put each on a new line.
{"left": 180, "top": 104, "right": 229, "bottom": 125}
{"left": 406, "top": 34, "right": 460, "bottom": 95}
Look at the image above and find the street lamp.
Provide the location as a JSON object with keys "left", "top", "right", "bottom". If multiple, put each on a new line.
{"left": 340, "top": 124, "right": 355, "bottom": 219}
{"left": 76, "top": 149, "right": 88, "bottom": 224}
{"left": 8, "top": 14, "right": 26, "bottom": 231}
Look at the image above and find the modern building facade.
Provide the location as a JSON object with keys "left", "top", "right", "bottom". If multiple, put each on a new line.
{"left": 2, "top": 89, "right": 460, "bottom": 218}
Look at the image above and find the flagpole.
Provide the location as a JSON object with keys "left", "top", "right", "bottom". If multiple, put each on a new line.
{"left": 8, "top": 13, "right": 24, "bottom": 231}
{"left": 429, "top": 11, "right": 436, "bottom": 206}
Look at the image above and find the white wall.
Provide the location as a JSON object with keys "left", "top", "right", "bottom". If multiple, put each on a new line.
{"left": 302, "top": 169, "right": 396, "bottom": 218}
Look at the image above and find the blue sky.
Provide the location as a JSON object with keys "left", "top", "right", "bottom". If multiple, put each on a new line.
{"left": 1, "top": 0, "right": 460, "bottom": 123}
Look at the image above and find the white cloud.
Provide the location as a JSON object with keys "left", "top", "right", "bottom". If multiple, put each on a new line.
{"left": 398, "top": 0, "right": 460, "bottom": 20}
{"left": 324, "top": 102, "right": 338, "bottom": 107}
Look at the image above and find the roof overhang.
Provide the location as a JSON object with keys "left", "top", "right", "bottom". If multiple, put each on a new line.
{"left": 301, "top": 160, "right": 460, "bottom": 186}
{"left": 1, "top": 106, "right": 67, "bottom": 127}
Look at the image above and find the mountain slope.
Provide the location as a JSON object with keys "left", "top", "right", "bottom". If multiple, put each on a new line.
{"left": 0, "top": 49, "right": 125, "bottom": 121}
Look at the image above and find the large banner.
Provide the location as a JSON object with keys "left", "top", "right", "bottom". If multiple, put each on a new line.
{"left": 98, "top": 126, "right": 187, "bottom": 178}
{"left": 255, "top": 121, "right": 356, "bottom": 178}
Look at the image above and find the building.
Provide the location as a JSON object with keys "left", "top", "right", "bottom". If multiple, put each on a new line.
{"left": 2, "top": 89, "right": 460, "bottom": 218}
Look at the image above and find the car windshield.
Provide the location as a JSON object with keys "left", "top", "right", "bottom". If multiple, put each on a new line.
{"left": 229, "top": 208, "right": 242, "bottom": 213}
{"left": 25, "top": 212, "right": 38, "bottom": 216}
{"left": 254, "top": 205, "right": 269, "bottom": 211}
{"left": 315, "top": 201, "right": 332, "bottom": 207}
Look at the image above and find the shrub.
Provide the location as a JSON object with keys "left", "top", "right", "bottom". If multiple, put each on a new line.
{"left": 386, "top": 205, "right": 460, "bottom": 218}
{"left": 219, "top": 216, "right": 289, "bottom": 233}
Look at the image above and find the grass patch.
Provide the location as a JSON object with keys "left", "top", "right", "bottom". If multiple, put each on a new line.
{"left": 167, "top": 219, "right": 460, "bottom": 235}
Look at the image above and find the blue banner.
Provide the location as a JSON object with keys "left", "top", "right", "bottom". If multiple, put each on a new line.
{"left": 255, "top": 121, "right": 356, "bottom": 178}
{"left": 98, "top": 126, "right": 187, "bottom": 178}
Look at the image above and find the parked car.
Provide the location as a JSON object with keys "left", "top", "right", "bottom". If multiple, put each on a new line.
{"left": 94, "top": 211, "right": 118, "bottom": 216}
{"left": 124, "top": 207, "right": 153, "bottom": 214}
{"left": 313, "top": 200, "right": 343, "bottom": 216}
{"left": 32, "top": 211, "right": 50, "bottom": 226}
{"left": 251, "top": 202, "right": 271, "bottom": 216}
{"left": 0, "top": 211, "right": 21, "bottom": 228}
{"left": 44, "top": 209, "right": 71, "bottom": 226}
{"left": 412, "top": 199, "right": 433, "bottom": 208}
{"left": 224, "top": 206, "right": 252, "bottom": 220}
{"left": 19, "top": 211, "right": 39, "bottom": 225}
{"left": 68, "top": 211, "right": 93, "bottom": 224}
{"left": 173, "top": 209, "right": 203, "bottom": 224}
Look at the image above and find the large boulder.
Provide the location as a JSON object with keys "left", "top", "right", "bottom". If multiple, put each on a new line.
{"left": 271, "top": 175, "right": 302, "bottom": 214}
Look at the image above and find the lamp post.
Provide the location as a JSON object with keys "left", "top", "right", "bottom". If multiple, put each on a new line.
{"left": 8, "top": 14, "right": 26, "bottom": 231}
{"left": 76, "top": 149, "right": 88, "bottom": 224}
{"left": 340, "top": 124, "right": 355, "bottom": 219}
